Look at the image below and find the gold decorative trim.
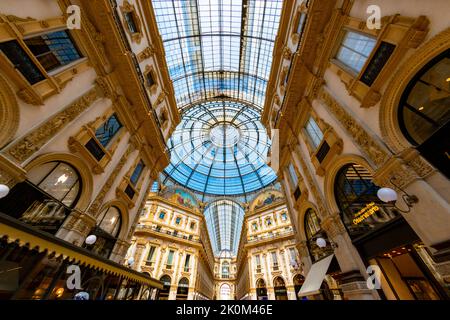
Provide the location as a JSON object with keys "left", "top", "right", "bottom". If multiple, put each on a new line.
{"left": 323, "top": 154, "right": 375, "bottom": 214}
{"left": 138, "top": 46, "right": 155, "bottom": 62}
{"left": 120, "top": 0, "right": 143, "bottom": 45}
{"left": 329, "top": 15, "right": 430, "bottom": 108}
{"left": 87, "top": 143, "right": 135, "bottom": 218}
{"left": 318, "top": 88, "right": 390, "bottom": 168}
{"left": 4, "top": 86, "right": 100, "bottom": 163}
{"left": 0, "top": 72, "right": 19, "bottom": 148}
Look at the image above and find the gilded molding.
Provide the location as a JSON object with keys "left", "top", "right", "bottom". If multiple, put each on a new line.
{"left": 0, "top": 73, "right": 20, "bottom": 149}
{"left": 138, "top": 46, "right": 155, "bottom": 62}
{"left": 4, "top": 86, "right": 100, "bottom": 163}
{"left": 318, "top": 88, "right": 391, "bottom": 168}
{"left": 87, "top": 143, "right": 135, "bottom": 218}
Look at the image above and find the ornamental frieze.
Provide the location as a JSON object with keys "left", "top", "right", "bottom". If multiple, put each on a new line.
{"left": 4, "top": 86, "right": 100, "bottom": 163}
{"left": 318, "top": 88, "right": 391, "bottom": 168}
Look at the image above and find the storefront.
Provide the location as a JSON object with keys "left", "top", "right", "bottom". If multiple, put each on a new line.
{"left": 334, "top": 163, "right": 448, "bottom": 300}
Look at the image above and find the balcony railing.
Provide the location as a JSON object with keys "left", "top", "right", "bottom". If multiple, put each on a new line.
{"left": 247, "top": 227, "right": 294, "bottom": 243}
{"left": 135, "top": 224, "right": 200, "bottom": 242}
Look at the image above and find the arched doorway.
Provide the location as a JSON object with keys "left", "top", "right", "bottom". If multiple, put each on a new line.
{"left": 273, "top": 277, "right": 288, "bottom": 300}
{"left": 334, "top": 163, "right": 445, "bottom": 300}
{"left": 0, "top": 161, "right": 82, "bottom": 234}
{"left": 86, "top": 206, "right": 122, "bottom": 259}
{"left": 158, "top": 275, "right": 171, "bottom": 300}
{"left": 220, "top": 283, "right": 231, "bottom": 300}
{"left": 293, "top": 274, "right": 305, "bottom": 299}
{"left": 398, "top": 48, "right": 449, "bottom": 178}
{"left": 256, "top": 279, "right": 268, "bottom": 300}
{"left": 176, "top": 278, "right": 189, "bottom": 300}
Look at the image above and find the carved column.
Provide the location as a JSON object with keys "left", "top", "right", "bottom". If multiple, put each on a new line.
{"left": 133, "top": 241, "right": 147, "bottom": 271}
{"left": 321, "top": 213, "right": 379, "bottom": 300}
{"left": 56, "top": 209, "right": 97, "bottom": 246}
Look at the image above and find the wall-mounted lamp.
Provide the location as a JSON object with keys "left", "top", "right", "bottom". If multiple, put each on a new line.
{"left": 315, "top": 237, "right": 338, "bottom": 249}
{"left": 377, "top": 178, "right": 418, "bottom": 213}
{"left": 0, "top": 184, "right": 10, "bottom": 199}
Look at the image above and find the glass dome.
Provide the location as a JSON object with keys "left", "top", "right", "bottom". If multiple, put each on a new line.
{"left": 164, "top": 100, "right": 277, "bottom": 196}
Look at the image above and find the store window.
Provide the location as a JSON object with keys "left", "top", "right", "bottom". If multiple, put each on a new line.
{"left": 398, "top": 49, "right": 450, "bottom": 178}
{"left": 273, "top": 277, "right": 288, "bottom": 300}
{"left": 334, "top": 163, "right": 398, "bottom": 239}
{"left": 176, "top": 278, "right": 189, "bottom": 300}
{"left": 305, "top": 208, "right": 333, "bottom": 262}
{"left": 158, "top": 275, "right": 171, "bottom": 300}
{"left": 0, "top": 161, "right": 81, "bottom": 234}
{"left": 256, "top": 279, "right": 268, "bottom": 300}
{"left": 87, "top": 206, "right": 122, "bottom": 259}
{"left": 336, "top": 30, "right": 376, "bottom": 74}
{"left": 305, "top": 116, "right": 324, "bottom": 149}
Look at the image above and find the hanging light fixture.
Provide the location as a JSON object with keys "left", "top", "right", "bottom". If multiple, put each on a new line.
{"left": 377, "top": 178, "right": 419, "bottom": 213}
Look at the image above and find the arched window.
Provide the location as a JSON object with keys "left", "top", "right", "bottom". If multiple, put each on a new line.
{"left": 273, "top": 277, "right": 288, "bottom": 300}
{"left": 293, "top": 274, "right": 305, "bottom": 299}
{"left": 176, "top": 278, "right": 189, "bottom": 300}
{"left": 0, "top": 161, "right": 82, "bottom": 234}
{"left": 256, "top": 279, "right": 267, "bottom": 300}
{"left": 305, "top": 208, "right": 332, "bottom": 262}
{"left": 87, "top": 206, "right": 122, "bottom": 259}
{"left": 158, "top": 275, "right": 171, "bottom": 300}
{"left": 220, "top": 283, "right": 231, "bottom": 300}
{"left": 398, "top": 49, "right": 450, "bottom": 178}
{"left": 222, "top": 261, "right": 230, "bottom": 278}
{"left": 334, "top": 163, "right": 398, "bottom": 239}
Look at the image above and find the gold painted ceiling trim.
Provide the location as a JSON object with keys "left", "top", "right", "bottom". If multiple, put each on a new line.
{"left": 0, "top": 222, "right": 163, "bottom": 289}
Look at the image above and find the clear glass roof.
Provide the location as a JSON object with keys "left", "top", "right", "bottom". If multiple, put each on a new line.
{"left": 204, "top": 200, "right": 244, "bottom": 256}
{"left": 152, "top": 0, "right": 283, "bottom": 111}
{"left": 163, "top": 100, "right": 277, "bottom": 195}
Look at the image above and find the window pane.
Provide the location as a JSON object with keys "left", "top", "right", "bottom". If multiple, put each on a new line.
{"left": 0, "top": 40, "right": 46, "bottom": 84}
{"left": 25, "top": 30, "right": 82, "bottom": 72}
{"left": 99, "top": 206, "right": 121, "bottom": 236}
{"left": 288, "top": 163, "right": 298, "bottom": 187}
{"left": 95, "top": 114, "right": 122, "bottom": 147}
{"left": 305, "top": 117, "right": 323, "bottom": 149}
{"left": 336, "top": 31, "right": 376, "bottom": 73}
{"left": 32, "top": 162, "right": 80, "bottom": 205}
{"left": 147, "top": 246, "right": 156, "bottom": 261}
{"left": 130, "top": 160, "right": 145, "bottom": 185}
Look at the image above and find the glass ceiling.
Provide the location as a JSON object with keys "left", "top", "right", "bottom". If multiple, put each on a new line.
{"left": 204, "top": 199, "right": 244, "bottom": 256}
{"left": 163, "top": 100, "right": 277, "bottom": 196}
{"left": 152, "top": 0, "right": 283, "bottom": 112}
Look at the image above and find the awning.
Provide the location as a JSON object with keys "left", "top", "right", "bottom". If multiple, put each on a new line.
{"left": 298, "top": 254, "right": 334, "bottom": 297}
{"left": 0, "top": 213, "right": 163, "bottom": 289}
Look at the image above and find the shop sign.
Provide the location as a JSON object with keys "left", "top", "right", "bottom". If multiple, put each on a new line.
{"left": 353, "top": 202, "right": 380, "bottom": 225}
